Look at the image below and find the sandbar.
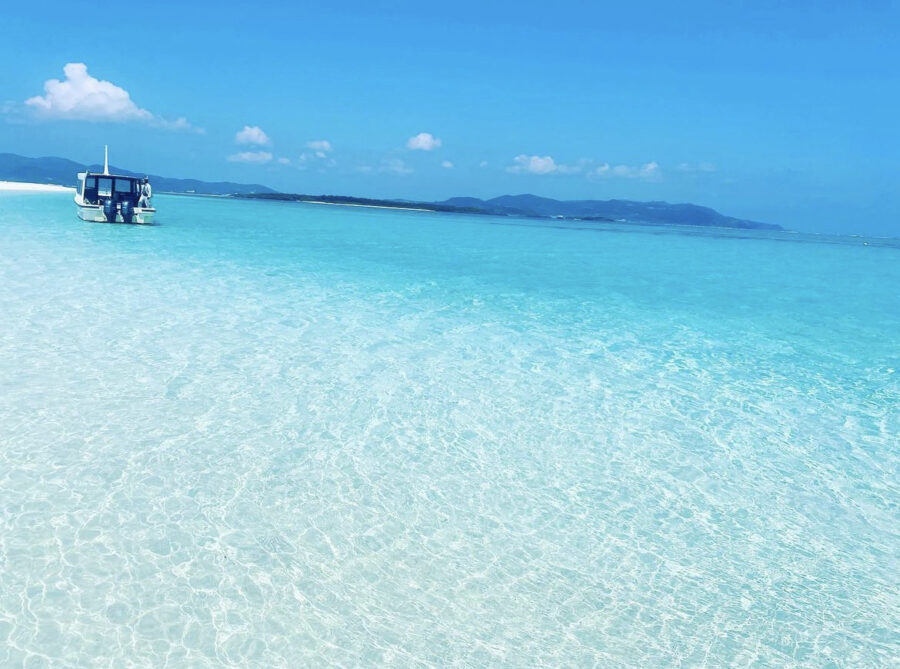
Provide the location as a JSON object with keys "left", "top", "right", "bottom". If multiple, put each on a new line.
{"left": 0, "top": 181, "right": 75, "bottom": 192}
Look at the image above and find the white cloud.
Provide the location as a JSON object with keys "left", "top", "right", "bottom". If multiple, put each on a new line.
{"left": 277, "top": 157, "right": 291, "bottom": 165}
{"left": 592, "top": 161, "right": 661, "bottom": 179}
{"left": 507, "top": 154, "right": 557, "bottom": 174}
{"left": 306, "top": 140, "right": 332, "bottom": 152}
{"left": 441, "top": 160, "right": 454, "bottom": 169}
{"left": 406, "top": 132, "right": 442, "bottom": 151}
{"left": 235, "top": 125, "right": 270, "bottom": 145}
{"left": 297, "top": 151, "right": 336, "bottom": 169}
{"left": 507, "top": 155, "right": 582, "bottom": 175}
{"left": 26, "top": 63, "right": 151, "bottom": 122}
{"left": 156, "top": 116, "right": 202, "bottom": 133}
{"left": 507, "top": 155, "right": 658, "bottom": 179}
{"left": 24, "top": 63, "right": 198, "bottom": 131}
{"left": 227, "top": 151, "right": 273, "bottom": 164}
{"left": 506, "top": 154, "right": 583, "bottom": 175}
{"left": 380, "top": 158, "right": 413, "bottom": 175}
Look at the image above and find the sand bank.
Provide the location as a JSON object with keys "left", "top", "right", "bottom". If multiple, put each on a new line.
{"left": 0, "top": 181, "right": 75, "bottom": 193}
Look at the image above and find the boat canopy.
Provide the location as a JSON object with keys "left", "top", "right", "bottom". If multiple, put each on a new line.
{"left": 78, "top": 146, "right": 146, "bottom": 204}
{"left": 80, "top": 172, "right": 140, "bottom": 205}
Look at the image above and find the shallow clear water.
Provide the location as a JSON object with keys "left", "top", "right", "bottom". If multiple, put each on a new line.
{"left": 1, "top": 192, "right": 898, "bottom": 666}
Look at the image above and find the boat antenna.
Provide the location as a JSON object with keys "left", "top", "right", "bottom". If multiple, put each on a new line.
{"left": 103, "top": 145, "right": 109, "bottom": 175}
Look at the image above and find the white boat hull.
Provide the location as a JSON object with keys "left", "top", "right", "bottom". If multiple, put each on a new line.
{"left": 75, "top": 196, "right": 155, "bottom": 224}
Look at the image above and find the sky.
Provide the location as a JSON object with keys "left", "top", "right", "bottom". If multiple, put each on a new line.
{"left": 1, "top": 0, "right": 898, "bottom": 235}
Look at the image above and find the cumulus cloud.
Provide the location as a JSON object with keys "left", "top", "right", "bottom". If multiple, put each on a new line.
{"left": 24, "top": 63, "right": 198, "bottom": 131}
{"left": 507, "top": 155, "right": 659, "bottom": 179}
{"left": 441, "top": 160, "right": 454, "bottom": 169}
{"left": 506, "top": 154, "right": 582, "bottom": 175}
{"left": 26, "top": 63, "right": 151, "bottom": 121}
{"left": 277, "top": 157, "right": 291, "bottom": 165}
{"left": 227, "top": 151, "right": 273, "bottom": 164}
{"left": 406, "top": 132, "right": 442, "bottom": 151}
{"left": 306, "top": 140, "right": 332, "bottom": 152}
{"left": 380, "top": 158, "right": 413, "bottom": 175}
{"left": 235, "top": 125, "right": 271, "bottom": 145}
{"left": 507, "top": 154, "right": 557, "bottom": 174}
{"left": 592, "top": 161, "right": 660, "bottom": 179}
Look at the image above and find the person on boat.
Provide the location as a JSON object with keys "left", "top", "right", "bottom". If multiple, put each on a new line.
{"left": 138, "top": 177, "right": 152, "bottom": 208}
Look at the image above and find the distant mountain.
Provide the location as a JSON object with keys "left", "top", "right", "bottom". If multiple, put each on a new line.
{"left": 0, "top": 153, "right": 275, "bottom": 195}
{"left": 241, "top": 192, "right": 781, "bottom": 231}
{"left": 3, "top": 151, "right": 780, "bottom": 230}
{"left": 439, "top": 194, "right": 782, "bottom": 230}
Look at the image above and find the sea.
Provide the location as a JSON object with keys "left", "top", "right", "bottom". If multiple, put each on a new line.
{"left": 1, "top": 192, "right": 897, "bottom": 666}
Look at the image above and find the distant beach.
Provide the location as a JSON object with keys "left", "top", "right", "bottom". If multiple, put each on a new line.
{"left": 0, "top": 181, "right": 74, "bottom": 192}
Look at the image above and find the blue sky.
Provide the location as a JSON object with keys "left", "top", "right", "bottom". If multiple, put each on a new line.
{"left": 2, "top": 0, "right": 898, "bottom": 234}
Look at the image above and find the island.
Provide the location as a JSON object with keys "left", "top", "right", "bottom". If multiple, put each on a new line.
{"left": 237, "top": 192, "right": 783, "bottom": 231}
{"left": 2, "top": 151, "right": 782, "bottom": 230}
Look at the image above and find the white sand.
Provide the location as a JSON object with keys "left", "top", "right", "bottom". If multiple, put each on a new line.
{"left": 0, "top": 181, "right": 75, "bottom": 193}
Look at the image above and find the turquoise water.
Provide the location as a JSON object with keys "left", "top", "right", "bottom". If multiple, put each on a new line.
{"left": 1, "top": 191, "right": 898, "bottom": 666}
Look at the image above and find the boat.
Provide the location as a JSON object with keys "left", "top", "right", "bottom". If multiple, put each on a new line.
{"left": 74, "top": 146, "right": 155, "bottom": 224}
